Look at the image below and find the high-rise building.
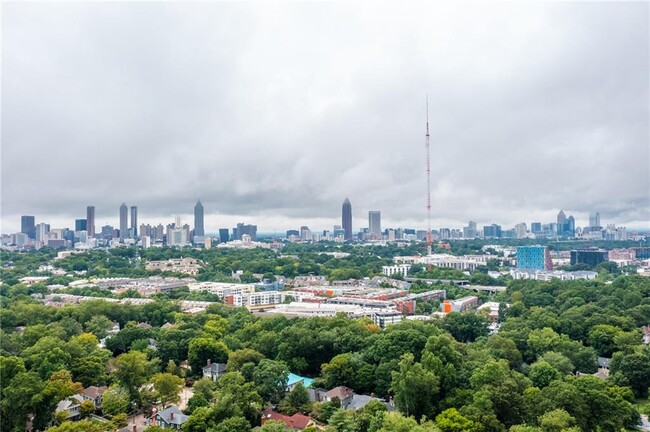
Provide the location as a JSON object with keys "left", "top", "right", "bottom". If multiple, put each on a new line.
{"left": 589, "top": 212, "right": 601, "bottom": 228}
{"left": 517, "top": 245, "right": 552, "bottom": 270}
{"left": 21, "top": 215, "right": 36, "bottom": 239}
{"left": 300, "top": 226, "right": 311, "bottom": 241}
{"left": 86, "top": 206, "right": 95, "bottom": 238}
{"left": 75, "top": 219, "right": 87, "bottom": 232}
{"left": 119, "top": 203, "right": 128, "bottom": 241}
{"left": 463, "top": 220, "right": 477, "bottom": 238}
{"left": 369, "top": 211, "right": 381, "bottom": 236}
{"left": 570, "top": 249, "right": 608, "bottom": 267}
{"left": 219, "top": 228, "right": 230, "bottom": 243}
{"left": 514, "top": 223, "right": 527, "bottom": 238}
{"left": 130, "top": 206, "right": 138, "bottom": 238}
{"left": 236, "top": 223, "right": 257, "bottom": 241}
{"left": 342, "top": 198, "right": 352, "bottom": 241}
{"left": 531, "top": 222, "right": 542, "bottom": 233}
{"left": 194, "top": 200, "right": 205, "bottom": 237}
{"left": 483, "top": 224, "right": 502, "bottom": 238}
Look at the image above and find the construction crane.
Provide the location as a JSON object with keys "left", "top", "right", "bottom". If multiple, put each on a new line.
{"left": 425, "top": 96, "right": 432, "bottom": 270}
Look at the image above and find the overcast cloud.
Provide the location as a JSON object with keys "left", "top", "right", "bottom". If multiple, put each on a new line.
{"left": 2, "top": 1, "right": 649, "bottom": 233}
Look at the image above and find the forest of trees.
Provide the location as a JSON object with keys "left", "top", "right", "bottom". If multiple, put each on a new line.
{"left": 1, "top": 246, "right": 649, "bottom": 431}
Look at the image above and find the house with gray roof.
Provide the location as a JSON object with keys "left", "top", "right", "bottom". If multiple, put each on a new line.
{"left": 147, "top": 406, "right": 188, "bottom": 430}
{"left": 202, "top": 362, "right": 227, "bottom": 382}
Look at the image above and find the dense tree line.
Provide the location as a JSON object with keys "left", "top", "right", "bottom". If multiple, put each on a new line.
{"left": 1, "top": 247, "right": 649, "bottom": 431}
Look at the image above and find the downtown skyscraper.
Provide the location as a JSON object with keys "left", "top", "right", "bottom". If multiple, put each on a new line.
{"left": 130, "top": 206, "right": 138, "bottom": 237}
{"left": 119, "top": 203, "right": 128, "bottom": 240}
{"left": 342, "top": 198, "right": 352, "bottom": 240}
{"left": 86, "top": 206, "right": 95, "bottom": 238}
{"left": 369, "top": 211, "right": 381, "bottom": 236}
{"left": 194, "top": 200, "right": 204, "bottom": 237}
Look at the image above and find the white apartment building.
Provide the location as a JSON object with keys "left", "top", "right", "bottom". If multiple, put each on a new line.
{"left": 382, "top": 264, "right": 411, "bottom": 277}
{"left": 224, "top": 291, "right": 282, "bottom": 308}
{"left": 187, "top": 282, "right": 255, "bottom": 297}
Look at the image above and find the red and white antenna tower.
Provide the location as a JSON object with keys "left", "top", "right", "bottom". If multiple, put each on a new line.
{"left": 425, "top": 96, "right": 432, "bottom": 270}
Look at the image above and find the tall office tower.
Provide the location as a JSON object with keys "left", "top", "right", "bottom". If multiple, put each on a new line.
{"left": 557, "top": 210, "right": 567, "bottom": 235}
{"left": 567, "top": 215, "right": 575, "bottom": 237}
{"left": 36, "top": 223, "right": 49, "bottom": 242}
{"left": 531, "top": 222, "right": 542, "bottom": 233}
{"left": 130, "top": 206, "right": 138, "bottom": 238}
{"left": 589, "top": 212, "right": 601, "bottom": 228}
{"left": 21, "top": 215, "right": 36, "bottom": 239}
{"left": 300, "top": 226, "right": 311, "bottom": 241}
{"left": 194, "top": 200, "right": 205, "bottom": 237}
{"left": 86, "top": 206, "right": 96, "bottom": 238}
{"left": 119, "top": 203, "right": 128, "bottom": 241}
{"left": 369, "top": 211, "right": 381, "bottom": 236}
{"left": 219, "top": 228, "right": 230, "bottom": 243}
{"left": 236, "top": 223, "right": 257, "bottom": 241}
{"left": 342, "top": 198, "right": 352, "bottom": 240}
{"left": 463, "top": 220, "right": 477, "bottom": 238}
{"left": 75, "top": 219, "right": 87, "bottom": 232}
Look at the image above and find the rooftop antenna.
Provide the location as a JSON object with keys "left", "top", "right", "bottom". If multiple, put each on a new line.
{"left": 425, "top": 96, "right": 432, "bottom": 270}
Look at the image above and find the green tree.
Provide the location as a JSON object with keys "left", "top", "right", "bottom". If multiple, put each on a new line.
{"left": 259, "top": 420, "right": 293, "bottom": 431}
{"left": 435, "top": 408, "right": 482, "bottom": 432}
{"left": 252, "top": 359, "right": 289, "bottom": 404}
{"left": 528, "top": 361, "right": 560, "bottom": 388}
{"left": 101, "top": 386, "right": 130, "bottom": 416}
{"left": 192, "top": 377, "right": 217, "bottom": 400}
{"left": 279, "top": 381, "right": 311, "bottom": 415}
{"left": 188, "top": 338, "right": 229, "bottom": 376}
{"left": 538, "top": 409, "right": 576, "bottom": 432}
{"left": 442, "top": 312, "right": 489, "bottom": 343}
{"left": 210, "top": 416, "right": 251, "bottom": 432}
{"left": 79, "top": 400, "right": 96, "bottom": 418}
{"left": 391, "top": 353, "right": 440, "bottom": 419}
{"left": 227, "top": 348, "right": 265, "bottom": 371}
{"left": 152, "top": 372, "right": 184, "bottom": 408}
{"left": 327, "top": 408, "right": 357, "bottom": 432}
{"left": 610, "top": 346, "right": 650, "bottom": 397}
{"left": 114, "top": 350, "right": 158, "bottom": 403}
{"left": 44, "top": 420, "right": 106, "bottom": 432}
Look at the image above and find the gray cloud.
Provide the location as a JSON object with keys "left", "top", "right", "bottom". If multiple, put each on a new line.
{"left": 2, "top": 2, "right": 648, "bottom": 233}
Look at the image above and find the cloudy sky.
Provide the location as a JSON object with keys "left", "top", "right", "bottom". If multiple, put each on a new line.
{"left": 2, "top": 1, "right": 649, "bottom": 234}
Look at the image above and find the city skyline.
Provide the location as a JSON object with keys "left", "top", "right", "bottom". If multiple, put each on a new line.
{"left": 2, "top": 2, "right": 648, "bottom": 233}
{"left": 7, "top": 202, "right": 645, "bottom": 237}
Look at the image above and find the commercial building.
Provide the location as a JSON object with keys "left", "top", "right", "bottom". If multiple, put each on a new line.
{"left": 369, "top": 211, "right": 381, "bottom": 237}
{"left": 119, "top": 203, "right": 128, "bottom": 241}
{"left": 86, "top": 206, "right": 95, "bottom": 238}
{"left": 483, "top": 224, "right": 502, "bottom": 238}
{"left": 219, "top": 228, "right": 230, "bottom": 243}
{"left": 516, "top": 245, "right": 552, "bottom": 270}
{"left": 342, "top": 198, "right": 353, "bottom": 241}
{"left": 21, "top": 215, "right": 36, "bottom": 239}
{"left": 74, "top": 219, "right": 87, "bottom": 232}
{"left": 570, "top": 249, "right": 608, "bottom": 267}
{"left": 130, "top": 206, "right": 138, "bottom": 238}
{"left": 194, "top": 200, "right": 204, "bottom": 237}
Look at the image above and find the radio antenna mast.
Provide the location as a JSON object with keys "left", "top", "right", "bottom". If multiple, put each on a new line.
{"left": 425, "top": 96, "right": 432, "bottom": 270}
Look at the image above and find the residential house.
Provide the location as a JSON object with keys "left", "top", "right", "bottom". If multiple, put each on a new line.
{"left": 80, "top": 386, "right": 107, "bottom": 408}
{"left": 147, "top": 406, "right": 188, "bottom": 430}
{"left": 55, "top": 395, "right": 84, "bottom": 420}
{"left": 261, "top": 409, "right": 313, "bottom": 430}
{"left": 202, "top": 361, "right": 227, "bottom": 382}
{"left": 286, "top": 373, "right": 314, "bottom": 392}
